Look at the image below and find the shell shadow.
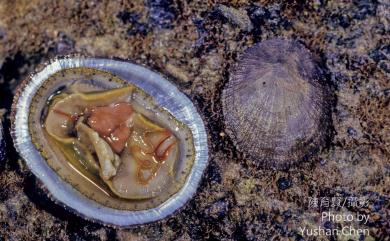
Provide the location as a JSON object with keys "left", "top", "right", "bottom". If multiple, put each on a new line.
{"left": 23, "top": 173, "right": 117, "bottom": 239}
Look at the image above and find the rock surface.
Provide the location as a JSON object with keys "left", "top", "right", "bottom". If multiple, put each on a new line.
{"left": 0, "top": 0, "right": 389, "bottom": 240}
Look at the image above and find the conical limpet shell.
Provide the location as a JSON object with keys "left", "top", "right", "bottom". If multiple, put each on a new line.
{"left": 222, "top": 38, "right": 332, "bottom": 169}
{"left": 11, "top": 57, "right": 208, "bottom": 226}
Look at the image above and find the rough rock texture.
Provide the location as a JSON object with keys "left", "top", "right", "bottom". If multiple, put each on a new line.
{"left": 0, "top": 0, "right": 389, "bottom": 240}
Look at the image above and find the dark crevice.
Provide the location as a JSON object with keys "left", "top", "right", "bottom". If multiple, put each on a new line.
{"left": 0, "top": 52, "right": 29, "bottom": 172}
{"left": 23, "top": 173, "right": 112, "bottom": 240}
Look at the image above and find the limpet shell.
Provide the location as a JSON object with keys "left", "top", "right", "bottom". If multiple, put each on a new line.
{"left": 222, "top": 38, "right": 332, "bottom": 169}
{"left": 11, "top": 56, "right": 208, "bottom": 226}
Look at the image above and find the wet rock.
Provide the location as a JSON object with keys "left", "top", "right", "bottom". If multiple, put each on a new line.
{"left": 147, "top": 0, "right": 177, "bottom": 29}
{"left": 369, "top": 44, "right": 389, "bottom": 62}
{"left": 117, "top": 11, "right": 140, "bottom": 25}
{"left": 365, "top": 192, "right": 388, "bottom": 212}
{"left": 258, "top": 212, "right": 268, "bottom": 223}
{"left": 329, "top": 13, "right": 351, "bottom": 28}
{"left": 277, "top": 177, "right": 292, "bottom": 191}
{"left": 373, "top": 199, "right": 385, "bottom": 212}
{"left": 192, "top": 18, "right": 207, "bottom": 49}
{"left": 348, "top": 55, "right": 370, "bottom": 70}
{"left": 206, "top": 161, "right": 222, "bottom": 184}
{"left": 336, "top": 28, "right": 364, "bottom": 48}
{"left": 247, "top": 4, "right": 292, "bottom": 39}
{"left": 379, "top": 61, "right": 390, "bottom": 73}
{"left": 149, "top": 8, "right": 176, "bottom": 28}
{"left": 267, "top": 4, "right": 283, "bottom": 26}
{"left": 166, "top": 218, "right": 182, "bottom": 233}
{"left": 338, "top": 14, "right": 351, "bottom": 28}
{"left": 247, "top": 4, "right": 270, "bottom": 26}
{"left": 323, "top": 220, "right": 334, "bottom": 229}
{"left": 248, "top": 3, "right": 290, "bottom": 32}
{"left": 347, "top": 127, "right": 358, "bottom": 138}
{"left": 204, "top": 198, "right": 229, "bottom": 220}
{"left": 116, "top": 11, "right": 150, "bottom": 36}
{"left": 247, "top": 5, "right": 266, "bottom": 36}
{"left": 336, "top": 104, "right": 351, "bottom": 121}
{"left": 0, "top": 27, "right": 6, "bottom": 41}
{"left": 127, "top": 23, "right": 149, "bottom": 36}
{"left": 282, "top": 210, "right": 292, "bottom": 221}
{"left": 237, "top": 219, "right": 270, "bottom": 241}
{"left": 352, "top": 0, "right": 378, "bottom": 20}
{"left": 0, "top": 119, "right": 5, "bottom": 163}
{"left": 0, "top": 52, "right": 27, "bottom": 87}
{"left": 215, "top": 5, "right": 253, "bottom": 32}
{"left": 187, "top": 223, "right": 203, "bottom": 240}
{"left": 320, "top": 159, "right": 327, "bottom": 166}
{"left": 165, "top": 63, "right": 191, "bottom": 83}
{"left": 56, "top": 32, "right": 74, "bottom": 55}
{"left": 330, "top": 72, "right": 348, "bottom": 85}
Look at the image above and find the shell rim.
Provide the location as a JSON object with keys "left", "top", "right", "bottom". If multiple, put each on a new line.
{"left": 11, "top": 56, "right": 209, "bottom": 227}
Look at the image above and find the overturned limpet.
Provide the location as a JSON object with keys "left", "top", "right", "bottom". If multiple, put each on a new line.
{"left": 222, "top": 38, "right": 332, "bottom": 169}
{"left": 40, "top": 79, "right": 190, "bottom": 204}
{"left": 11, "top": 57, "right": 208, "bottom": 226}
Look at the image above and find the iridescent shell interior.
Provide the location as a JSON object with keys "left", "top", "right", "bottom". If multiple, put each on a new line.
{"left": 28, "top": 67, "right": 195, "bottom": 210}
